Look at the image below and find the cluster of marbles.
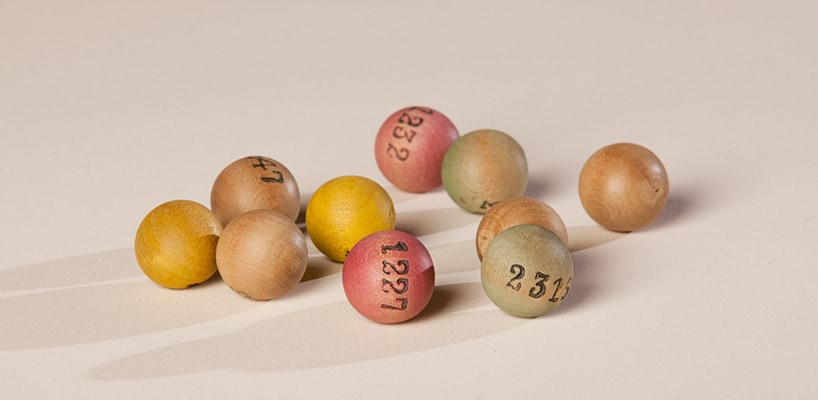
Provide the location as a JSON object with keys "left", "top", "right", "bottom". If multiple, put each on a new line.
{"left": 134, "top": 105, "right": 669, "bottom": 324}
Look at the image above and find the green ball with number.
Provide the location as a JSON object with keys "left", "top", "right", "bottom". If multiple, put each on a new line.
{"left": 481, "top": 224, "right": 573, "bottom": 318}
{"left": 441, "top": 129, "right": 528, "bottom": 214}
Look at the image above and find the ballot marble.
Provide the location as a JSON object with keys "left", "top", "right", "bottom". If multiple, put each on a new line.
{"left": 375, "top": 106, "right": 459, "bottom": 193}
{"left": 441, "top": 129, "right": 528, "bottom": 214}
{"left": 481, "top": 224, "right": 573, "bottom": 318}
{"left": 306, "top": 176, "right": 396, "bottom": 263}
{"left": 211, "top": 156, "right": 300, "bottom": 226}
{"left": 579, "top": 143, "right": 669, "bottom": 232}
{"left": 134, "top": 200, "right": 222, "bottom": 289}
{"left": 475, "top": 197, "right": 568, "bottom": 261}
{"left": 343, "top": 230, "right": 435, "bottom": 324}
{"left": 216, "top": 209, "right": 308, "bottom": 300}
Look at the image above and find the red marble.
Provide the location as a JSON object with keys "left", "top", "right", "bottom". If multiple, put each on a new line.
{"left": 343, "top": 230, "right": 435, "bottom": 324}
{"left": 375, "top": 106, "right": 459, "bottom": 193}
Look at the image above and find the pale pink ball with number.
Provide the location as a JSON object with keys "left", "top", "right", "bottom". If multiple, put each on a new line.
{"left": 375, "top": 106, "right": 459, "bottom": 193}
{"left": 342, "top": 230, "right": 435, "bottom": 324}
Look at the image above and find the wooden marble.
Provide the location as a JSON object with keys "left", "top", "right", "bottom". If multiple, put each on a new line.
{"left": 476, "top": 197, "right": 568, "bottom": 260}
{"left": 441, "top": 129, "right": 528, "bottom": 214}
{"left": 306, "top": 176, "right": 396, "bottom": 262}
{"left": 216, "top": 209, "right": 308, "bottom": 300}
{"left": 342, "top": 230, "right": 435, "bottom": 324}
{"left": 481, "top": 224, "right": 573, "bottom": 318}
{"left": 579, "top": 143, "right": 669, "bottom": 232}
{"left": 211, "top": 156, "right": 300, "bottom": 226}
{"left": 375, "top": 106, "right": 459, "bottom": 193}
{"left": 134, "top": 200, "right": 222, "bottom": 289}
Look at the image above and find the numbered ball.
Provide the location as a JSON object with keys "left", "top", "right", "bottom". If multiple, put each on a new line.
{"left": 579, "top": 143, "right": 669, "bottom": 232}
{"left": 481, "top": 224, "right": 573, "bottom": 318}
{"left": 476, "top": 197, "right": 568, "bottom": 260}
{"left": 135, "top": 200, "right": 222, "bottom": 289}
{"left": 375, "top": 106, "right": 459, "bottom": 193}
{"left": 306, "top": 176, "right": 396, "bottom": 262}
{"left": 343, "top": 230, "right": 435, "bottom": 324}
{"left": 441, "top": 129, "right": 528, "bottom": 214}
{"left": 211, "top": 156, "right": 300, "bottom": 226}
{"left": 216, "top": 209, "right": 308, "bottom": 300}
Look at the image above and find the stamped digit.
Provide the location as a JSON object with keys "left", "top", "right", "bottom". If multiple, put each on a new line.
{"left": 392, "top": 126, "right": 417, "bottom": 143}
{"left": 382, "top": 260, "right": 410, "bottom": 275}
{"left": 382, "top": 278, "right": 409, "bottom": 294}
{"left": 381, "top": 298, "right": 408, "bottom": 310}
{"left": 530, "top": 272, "right": 550, "bottom": 299}
{"left": 398, "top": 112, "right": 424, "bottom": 127}
{"left": 560, "top": 277, "right": 572, "bottom": 301}
{"left": 386, "top": 143, "right": 410, "bottom": 161}
{"left": 260, "top": 170, "right": 283, "bottom": 183}
{"left": 407, "top": 106, "right": 433, "bottom": 114}
{"left": 381, "top": 241, "right": 408, "bottom": 254}
{"left": 480, "top": 200, "right": 498, "bottom": 210}
{"left": 505, "top": 264, "right": 525, "bottom": 291}
{"left": 547, "top": 278, "right": 564, "bottom": 302}
{"left": 249, "top": 157, "right": 276, "bottom": 170}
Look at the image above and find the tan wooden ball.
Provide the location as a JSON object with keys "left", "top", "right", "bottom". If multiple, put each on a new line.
{"left": 211, "top": 156, "right": 300, "bottom": 226}
{"left": 578, "top": 143, "right": 669, "bottom": 232}
{"left": 216, "top": 209, "right": 308, "bottom": 300}
{"left": 476, "top": 197, "right": 568, "bottom": 260}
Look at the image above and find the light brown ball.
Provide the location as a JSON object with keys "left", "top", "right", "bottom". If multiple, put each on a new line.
{"left": 579, "top": 143, "right": 669, "bottom": 232}
{"left": 216, "top": 209, "right": 308, "bottom": 300}
{"left": 476, "top": 197, "right": 568, "bottom": 260}
{"left": 211, "top": 156, "right": 300, "bottom": 226}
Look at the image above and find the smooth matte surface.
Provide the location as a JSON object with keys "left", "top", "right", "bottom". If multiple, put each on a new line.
{"left": 211, "top": 156, "right": 301, "bottom": 225}
{"left": 343, "top": 230, "right": 435, "bottom": 324}
{"left": 441, "top": 129, "right": 528, "bottom": 213}
{"left": 375, "top": 106, "right": 459, "bottom": 193}
{"left": 579, "top": 143, "right": 669, "bottom": 232}
{"left": 1, "top": 1, "right": 818, "bottom": 399}
{"left": 134, "top": 200, "right": 221, "bottom": 289}
{"left": 481, "top": 225, "right": 573, "bottom": 317}
{"left": 306, "top": 176, "right": 395, "bottom": 262}
{"left": 476, "top": 196, "right": 568, "bottom": 260}
{"left": 216, "top": 209, "right": 307, "bottom": 301}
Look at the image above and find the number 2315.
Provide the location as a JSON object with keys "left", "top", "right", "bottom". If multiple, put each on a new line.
{"left": 505, "top": 264, "right": 571, "bottom": 302}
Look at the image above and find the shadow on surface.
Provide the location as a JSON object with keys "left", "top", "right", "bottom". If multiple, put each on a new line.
{"left": 524, "top": 165, "right": 576, "bottom": 200}
{"left": 567, "top": 225, "right": 626, "bottom": 252}
{"left": 0, "top": 248, "right": 142, "bottom": 291}
{"left": 0, "top": 279, "right": 261, "bottom": 351}
{"left": 396, "top": 208, "right": 481, "bottom": 238}
{"left": 546, "top": 249, "right": 599, "bottom": 316}
{"left": 642, "top": 189, "right": 696, "bottom": 232}
{"left": 427, "top": 239, "right": 480, "bottom": 275}
{"left": 0, "top": 206, "right": 638, "bottom": 352}
{"left": 300, "top": 254, "right": 342, "bottom": 282}
{"left": 524, "top": 171, "right": 550, "bottom": 199}
{"left": 89, "top": 282, "right": 527, "bottom": 380}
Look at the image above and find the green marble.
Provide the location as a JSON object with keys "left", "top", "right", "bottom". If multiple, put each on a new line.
{"left": 481, "top": 224, "right": 573, "bottom": 318}
{"left": 441, "top": 129, "right": 528, "bottom": 214}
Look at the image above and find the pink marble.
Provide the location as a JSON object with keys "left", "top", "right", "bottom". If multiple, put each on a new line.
{"left": 375, "top": 106, "right": 459, "bottom": 193}
{"left": 343, "top": 230, "right": 435, "bottom": 324}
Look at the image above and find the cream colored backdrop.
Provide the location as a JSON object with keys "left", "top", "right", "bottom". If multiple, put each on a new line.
{"left": 1, "top": 1, "right": 817, "bottom": 398}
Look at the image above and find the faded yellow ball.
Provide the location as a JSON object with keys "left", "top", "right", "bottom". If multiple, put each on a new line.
{"left": 135, "top": 200, "right": 222, "bottom": 289}
{"left": 306, "top": 176, "right": 395, "bottom": 262}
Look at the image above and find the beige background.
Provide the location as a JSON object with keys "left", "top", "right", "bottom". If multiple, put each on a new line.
{"left": 2, "top": 1, "right": 817, "bottom": 398}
